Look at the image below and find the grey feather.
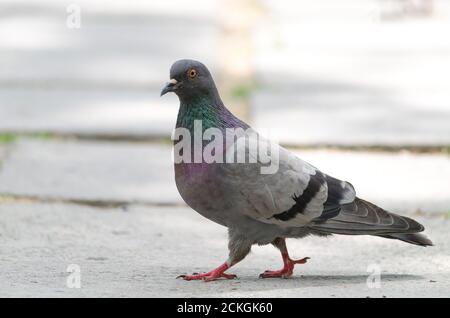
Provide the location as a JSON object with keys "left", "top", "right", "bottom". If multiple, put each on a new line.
{"left": 377, "top": 233, "right": 433, "bottom": 247}
{"left": 310, "top": 197, "right": 425, "bottom": 235}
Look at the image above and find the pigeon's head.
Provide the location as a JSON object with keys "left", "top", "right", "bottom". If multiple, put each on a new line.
{"left": 160, "top": 59, "right": 218, "bottom": 101}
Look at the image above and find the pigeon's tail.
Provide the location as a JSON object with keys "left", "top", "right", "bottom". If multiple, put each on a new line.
{"left": 310, "top": 197, "right": 433, "bottom": 246}
{"left": 376, "top": 233, "right": 433, "bottom": 247}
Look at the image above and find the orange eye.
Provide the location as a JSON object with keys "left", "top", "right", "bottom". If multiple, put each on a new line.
{"left": 187, "top": 69, "right": 197, "bottom": 79}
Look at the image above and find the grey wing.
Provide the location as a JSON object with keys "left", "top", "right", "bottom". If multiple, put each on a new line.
{"left": 225, "top": 133, "right": 423, "bottom": 236}
{"left": 224, "top": 136, "right": 355, "bottom": 227}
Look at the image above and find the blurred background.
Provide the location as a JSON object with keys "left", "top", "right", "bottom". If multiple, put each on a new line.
{"left": 0, "top": 0, "right": 449, "bottom": 297}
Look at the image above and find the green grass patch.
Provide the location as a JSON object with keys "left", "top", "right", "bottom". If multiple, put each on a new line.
{"left": 0, "top": 133, "right": 17, "bottom": 144}
{"left": 30, "top": 132, "right": 53, "bottom": 140}
{"left": 230, "top": 82, "right": 258, "bottom": 101}
{"left": 0, "top": 132, "right": 55, "bottom": 144}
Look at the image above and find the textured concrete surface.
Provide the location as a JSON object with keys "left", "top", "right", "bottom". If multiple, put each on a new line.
{"left": 1, "top": 0, "right": 450, "bottom": 145}
{"left": 253, "top": 0, "right": 450, "bottom": 145}
{"left": 0, "top": 0, "right": 218, "bottom": 137}
{"left": 0, "top": 202, "right": 447, "bottom": 298}
{"left": 0, "top": 139, "right": 448, "bottom": 213}
{"left": 0, "top": 145, "right": 7, "bottom": 167}
{"left": 252, "top": 89, "right": 450, "bottom": 145}
{"left": 0, "top": 139, "right": 182, "bottom": 204}
{"left": 0, "top": 145, "right": 5, "bottom": 159}
{"left": 0, "top": 89, "right": 178, "bottom": 137}
{"left": 1, "top": 0, "right": 449, "bottom": 299}
{"left": 0, "top": 0, "right": 220, "bottom": 85}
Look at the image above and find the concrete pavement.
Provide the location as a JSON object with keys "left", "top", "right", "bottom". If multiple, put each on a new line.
{"left": 253, "top": 0, "right": 450, "bottom": 145}
{"left": 0, "top": 139, "right": 449, "bottom": 297}
{"left": 0, "top": 0, "right": 449, "bottom": 298}
{"left": 0, "top": 202, "right": 448, "bottom": 297}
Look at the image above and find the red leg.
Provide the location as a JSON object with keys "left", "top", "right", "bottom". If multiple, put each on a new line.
{"left": 260, "top": 238, "right": 309, "bottom": 279}
{"left": 177, "top": 263, "right": 237, "bottom": 282}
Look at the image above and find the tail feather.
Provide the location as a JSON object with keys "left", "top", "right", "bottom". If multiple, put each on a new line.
{"left": 377, "top": 233, "right": 433, "bottom": 247}
{"left": 311, "top": 197, "right": 433, "bottom": 246}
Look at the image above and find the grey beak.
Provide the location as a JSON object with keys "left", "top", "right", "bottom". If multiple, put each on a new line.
{"left": 160, "top": 79, "right": 178, "bottom": 96}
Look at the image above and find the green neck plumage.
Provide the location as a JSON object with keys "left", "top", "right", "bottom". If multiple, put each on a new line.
{"left": 176, "top": 95, "right": 225, "bottom": 131}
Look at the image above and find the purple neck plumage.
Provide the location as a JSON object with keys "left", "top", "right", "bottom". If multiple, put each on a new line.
{"left": 173, "top": 88, "right": 249, "bottom": 177}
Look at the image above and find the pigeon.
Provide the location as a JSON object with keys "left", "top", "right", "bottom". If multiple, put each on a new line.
{"left": 161, "top": 59, "right": 432, "bottom": 281}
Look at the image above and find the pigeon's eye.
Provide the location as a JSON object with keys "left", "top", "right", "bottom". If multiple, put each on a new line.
{"left": 187, "top": 69, "right": 197, "bottom": 79}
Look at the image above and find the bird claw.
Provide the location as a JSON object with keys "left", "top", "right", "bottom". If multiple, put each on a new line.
{"left": 177, "top": 263, "right": 237, "bottom": 282}
{"left": 203, "top": 273, "right": 237, "bottom": 282}
{"left": 292, "top": 257, "right": 310, "bottom": 264}
{"left": 177, "top": 272, "right": 237, "bottom": 282}
{"left": 259, "top": 257, "right": 310, "bottom": 279}
{"left": 176, "top": 263, "right": 237, "bottom": 282}
{"left": 259, "top": 270, "right": 293, "bottom": 279}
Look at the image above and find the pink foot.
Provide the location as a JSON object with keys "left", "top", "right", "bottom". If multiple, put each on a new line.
{"left": 177, "top": 263, "right": 237, "bottom": 282}
{"left": 260, "top": 256, "right": 309, "bottom": 279}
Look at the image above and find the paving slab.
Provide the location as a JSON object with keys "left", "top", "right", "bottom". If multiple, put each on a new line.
{"left": 252, "top": 89, "right": 450, "bottom": 146}
{"left": 0, "top": 139, "right": 449, "bottom": 213}
{"left": 0, "top": 139, "right": 182, "bottom": 204}
{"left": 252, "top": 0, "right": 450, "bottom": 145}
{"left": 0, "top": 145, "right": 7, "bottom": 162}
{"left": 0, "top": 0, "right": 220, "bottom": 86}
{"left": 0, "top": 202, "right": 448, "bottom": 297}
{"left": 0, "top": 88, "right": 178, "bottom": 137}
{"left": 0, "top": 0, "right": 219, "bottom": 138}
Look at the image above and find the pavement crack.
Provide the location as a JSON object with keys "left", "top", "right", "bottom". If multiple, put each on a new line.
{"left": 0, "top": 193, "right": 186, "bottom": 210}
{"left": 0, "top": 131, "right": 172, "bottom": 145}
{"left": 1, "top": 132, "right": 449, "bottom": 154}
